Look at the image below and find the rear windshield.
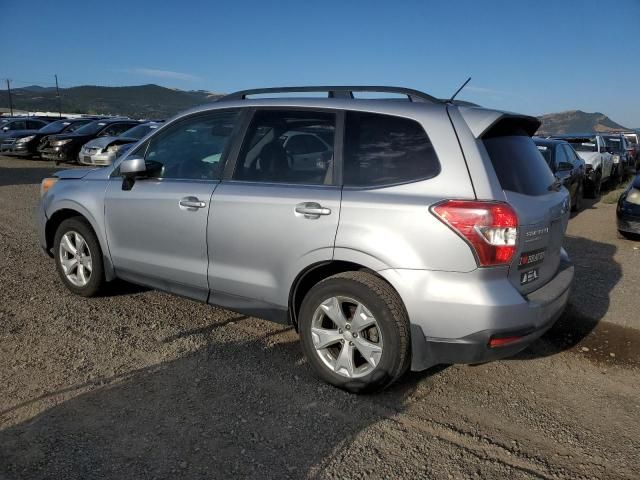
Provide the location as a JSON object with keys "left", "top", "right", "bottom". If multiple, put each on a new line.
{"left": 483, "top": 132, "right": 555, "bottom": 196}
{"left": 603, "top": 136, "right": 623, "bottom": 151}
{"left": 565, "top": 138, "right": 598, "bottom": 152}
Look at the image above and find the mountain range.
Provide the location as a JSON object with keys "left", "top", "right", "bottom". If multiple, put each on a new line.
{"left": 0, "top": 84, "right": 634, "bottom": 133}
{"left": 0, "top": 84, "right": 222, "bottom": 119}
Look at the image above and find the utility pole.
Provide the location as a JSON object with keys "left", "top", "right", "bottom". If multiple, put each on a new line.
{"left": 54, "top": 74, "right": 62, "bottom": 117}
{"left": 6, "top": 79, "right": 13, "bottom": 116}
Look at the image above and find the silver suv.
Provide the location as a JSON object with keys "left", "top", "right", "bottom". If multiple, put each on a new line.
{"left": 37, "top": 86, "right": 574, "bottom": 393}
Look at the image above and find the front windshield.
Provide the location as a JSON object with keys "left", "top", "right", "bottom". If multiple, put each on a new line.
{"left": 536, "top": 145, "right": 552, "bottom": 167}
{"left": 74, "top": 120, "right": 107, "bottom": 135}
{"left": 39, "top": 120, "right": 70, "bottom": 134}
{"left": 566, "top": 137, "right": 598, "bottom": 152}
{"left": 119, "top": 123, "right": 158, "bottom": 139}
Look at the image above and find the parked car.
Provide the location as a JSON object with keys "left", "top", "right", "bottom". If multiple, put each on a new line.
{"left": 78, "top": 121, "right": 162, "bottom": 166}
{"left": 37, "top": 85, "right": 574, "bottom": 393}
{"left": 602, "top": 134, "right": 633, "bottom": 182}
{"left": 0, "top": 118, "right": 98, "bottom": 158}
{"left": 0, "top": 118, "right": 49, "bottom": 142}
{"left": 38, "top": 118, "right": 140, "bottom": 165}
{"left": 534, "top": 138, "right": 585, "bottom": 209}
{"left": 620, "top": 131, "right": 639, "bottom": 169}
{"left": 616, "top": 173, "right": 640, "bottom": 239}
{"left": 550, "top": 134, "right": 614, "bottom": 197}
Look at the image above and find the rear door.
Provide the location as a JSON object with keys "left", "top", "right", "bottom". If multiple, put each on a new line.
{"left": 207, "top": 109, "right": 341, "bottom": 318}
{"left": 482, "top": 130, "right": 570, "bottom": 295}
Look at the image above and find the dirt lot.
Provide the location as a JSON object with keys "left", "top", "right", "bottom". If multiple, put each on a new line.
{"left": 0, "top": 155, "right": 639, "bottom": 479}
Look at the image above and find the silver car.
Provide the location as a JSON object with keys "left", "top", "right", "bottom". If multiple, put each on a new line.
{"left": 37, "top": 86, "right": 574, "bottom": 393}
{"left": 78, "top": 122, "right": 162, "bottom": 166}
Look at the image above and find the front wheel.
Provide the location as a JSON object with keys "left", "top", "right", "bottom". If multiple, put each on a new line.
{"left": 53, "top": 217, "right": 105, "bottom": 297}
{"left": 299, "top": 271, "right": 410, "bottom": 393}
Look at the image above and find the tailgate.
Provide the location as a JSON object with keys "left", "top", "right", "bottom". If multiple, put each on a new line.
{"left": 482, "top": 126, "right": 570, "bottom": 295}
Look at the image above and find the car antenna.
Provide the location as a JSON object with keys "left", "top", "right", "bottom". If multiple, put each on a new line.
{"left": 449, "top": 77, "right": 472, "bottom": 102}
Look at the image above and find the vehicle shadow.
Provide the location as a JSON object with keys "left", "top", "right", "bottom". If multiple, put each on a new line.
{"left": 0, "top": 323, "right": 430, "bottom": 479}
{"left": 514, "top": 234, "right": 621, "bottom": 361}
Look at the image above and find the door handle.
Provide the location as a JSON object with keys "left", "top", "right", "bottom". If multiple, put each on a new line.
{"left": 295, "top": 202, "right": 331, "bottom": 218}
{"left": 179, "top": 196, "right": 206, "bottom": 209}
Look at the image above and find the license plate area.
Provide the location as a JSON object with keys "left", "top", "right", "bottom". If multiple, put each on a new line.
{"left": 518, "top": 247, "right": 546, "bottom": 270}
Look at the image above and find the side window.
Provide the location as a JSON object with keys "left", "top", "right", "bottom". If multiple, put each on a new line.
{"left": 234, "top": 110, "right": 335, "bottom": 185}
{"left": 27, "top": 120, "right": 43, "bottom": 129}
{"left": 8, "top": 120, "right": 26, "bottom": 130}
{"left": 143, "top": 110, "right": 238, "bottom": 180}
{"left": 343, "top": 111, "right": 439, "bottom": 186}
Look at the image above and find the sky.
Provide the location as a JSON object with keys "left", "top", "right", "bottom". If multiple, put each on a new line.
{"left": 2, "top": 0, "right": 639, "bottom": 126}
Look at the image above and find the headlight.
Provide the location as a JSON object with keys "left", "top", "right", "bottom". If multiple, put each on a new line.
{"left": 52, "top": 139, "right": 72, "bottom": 147}
{"left": 106, "top": 144, "right": 120, "bottom": 153}
{"left": 627, "top": 188, "right": 640, "bottom": 206}
{"left": 16, "top": 135, "right": 36, "bottom": 144}
{"left": 40, "top": 177, "right": 58, "bottom": 197}
{"left": 612, "top": 154, "right": 620, "bottom": 164}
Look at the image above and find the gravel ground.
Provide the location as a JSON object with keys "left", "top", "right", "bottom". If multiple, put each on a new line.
{"left": 0, "top": 155, "right": 639, "bottom": 479}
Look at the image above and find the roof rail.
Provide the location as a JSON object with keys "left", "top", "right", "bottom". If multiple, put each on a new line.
{"left": 219, "top": 86, "right": 439, "bottom": 103}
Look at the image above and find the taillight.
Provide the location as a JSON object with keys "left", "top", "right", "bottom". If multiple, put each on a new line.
{"left": 431, "top": 200, "right": 518, "bottom": 267}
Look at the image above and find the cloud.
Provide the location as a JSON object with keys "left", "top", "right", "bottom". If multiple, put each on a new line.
{"left": 125, "top": 68, "right": 201, "bottom": 82}
{"left": 465, "top": 85, "right": 515, "bottom": 97}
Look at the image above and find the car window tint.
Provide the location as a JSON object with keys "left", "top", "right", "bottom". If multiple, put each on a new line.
{"left": 343, "top": 111, "right": 439, "bottom": 186}
{"left": 8, "top": 120, "right": 26, "bottom": 130}
{"left": 234, "top": 110, "right": 335, "bottom": 185}
{"left": 144, "top": 111, "right": 239, "bottom": 180}
{"left": 483, "top": 132, "right": 555, "bottom": 196}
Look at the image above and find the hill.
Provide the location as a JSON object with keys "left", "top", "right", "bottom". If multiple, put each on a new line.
{"left": 0, "top": 84, "right": 223, "bottom": 119}
{"left": 536, "top": 110, "right": 629, "bottom": 135}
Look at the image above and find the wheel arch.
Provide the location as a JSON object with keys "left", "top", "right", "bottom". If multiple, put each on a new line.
{"left": 288, "top": 260, "right": 406, "bottom": 330}
{"left": 45, "top": 206, "right": 115, "bottom": 281}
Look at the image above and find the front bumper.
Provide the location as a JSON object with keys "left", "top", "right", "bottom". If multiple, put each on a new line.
{"left": 39, "top": 146, "right": 75, "bottom": 162}
{"left": 78, "top": 150, "right": 116, "bottom": 166}
{"left": 0, "top": 141, "right": 31, "bottom": 155}
{"left": 617, "top": 209, "right": 640, "bottom": 234}
{"left": 380, "top": 251, "right": 574, "bottom": 371}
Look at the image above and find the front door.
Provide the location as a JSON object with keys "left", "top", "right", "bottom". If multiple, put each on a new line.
{"left": 207, "top": 109, "right": 341, "bottom": 319}
{"left": 104, "top": 110, "right": 240, "bottom": 301}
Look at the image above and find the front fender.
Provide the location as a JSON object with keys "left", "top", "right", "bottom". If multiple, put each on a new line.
{"left": 44, "top": 184, "right": 115, "bottom": 281}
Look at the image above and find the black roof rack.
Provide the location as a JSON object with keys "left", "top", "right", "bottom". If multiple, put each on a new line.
{"left": 220, "top": 86, "right": 439, "bottom": 103}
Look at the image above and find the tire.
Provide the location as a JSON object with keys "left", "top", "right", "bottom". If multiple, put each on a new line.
{"left": 572, "top": 182, "right": 582, "bottom": 212}
{"left": 53, "top": 217, "right": 105, "bottom": 297}
{"left": 298, "top": 271, "right": 410, "bottom": 393}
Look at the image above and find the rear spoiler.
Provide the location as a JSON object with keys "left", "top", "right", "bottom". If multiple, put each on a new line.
{"left": 455, "top": 106, "right": 541, "bottom": 138}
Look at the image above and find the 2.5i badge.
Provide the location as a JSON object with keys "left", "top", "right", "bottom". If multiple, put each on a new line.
{"left": 520, "top": 268, "right": 539, "bottom": 285}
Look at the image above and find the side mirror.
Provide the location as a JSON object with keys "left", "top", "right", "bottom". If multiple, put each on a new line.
{"left": 120, "top": 157, "right": 162, "bottom": 190}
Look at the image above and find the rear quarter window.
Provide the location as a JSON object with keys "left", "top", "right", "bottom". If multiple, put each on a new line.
{"left": 483, "top": 130, "right": 555, "bottom": 196}
{"left": 343, "top": 111, "right": 440, "bottom": 186}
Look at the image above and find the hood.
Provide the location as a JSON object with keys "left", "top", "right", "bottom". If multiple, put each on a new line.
{"left": 54, "top": 168, "right": 97, "bottom": 180}
{"left": 83, "top": 136, "right": 119, "bottom": 148}
{"left": 0, "top": 129, "right": 40, "bottom": 139}
{"left": 576, "top": 151, "right": 601, "bottom": 167}
{"left": 49, "top": 132, "right": 91, "bottom": 142}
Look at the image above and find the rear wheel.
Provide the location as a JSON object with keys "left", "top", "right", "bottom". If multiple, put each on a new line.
{"left": 53, "top": 217, "right": 105, "bottom": 297}
{"left": 299, "top": 271, "right": 410, "bottom": 393}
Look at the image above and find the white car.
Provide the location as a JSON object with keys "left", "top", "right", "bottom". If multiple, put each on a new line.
{"left": 551, "top": 134, "right": 613, "bottom": 196}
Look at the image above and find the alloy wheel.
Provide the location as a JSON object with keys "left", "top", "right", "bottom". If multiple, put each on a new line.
{"left": 310, "top": 296, "right": 383, "bottom": 379}
{"left": 59, "top": 231, "right": 93, "bottom": 287}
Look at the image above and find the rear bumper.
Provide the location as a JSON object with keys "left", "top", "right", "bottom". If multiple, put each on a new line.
{"left": 380, "top": 250, "right": 574, "bottom": 371}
